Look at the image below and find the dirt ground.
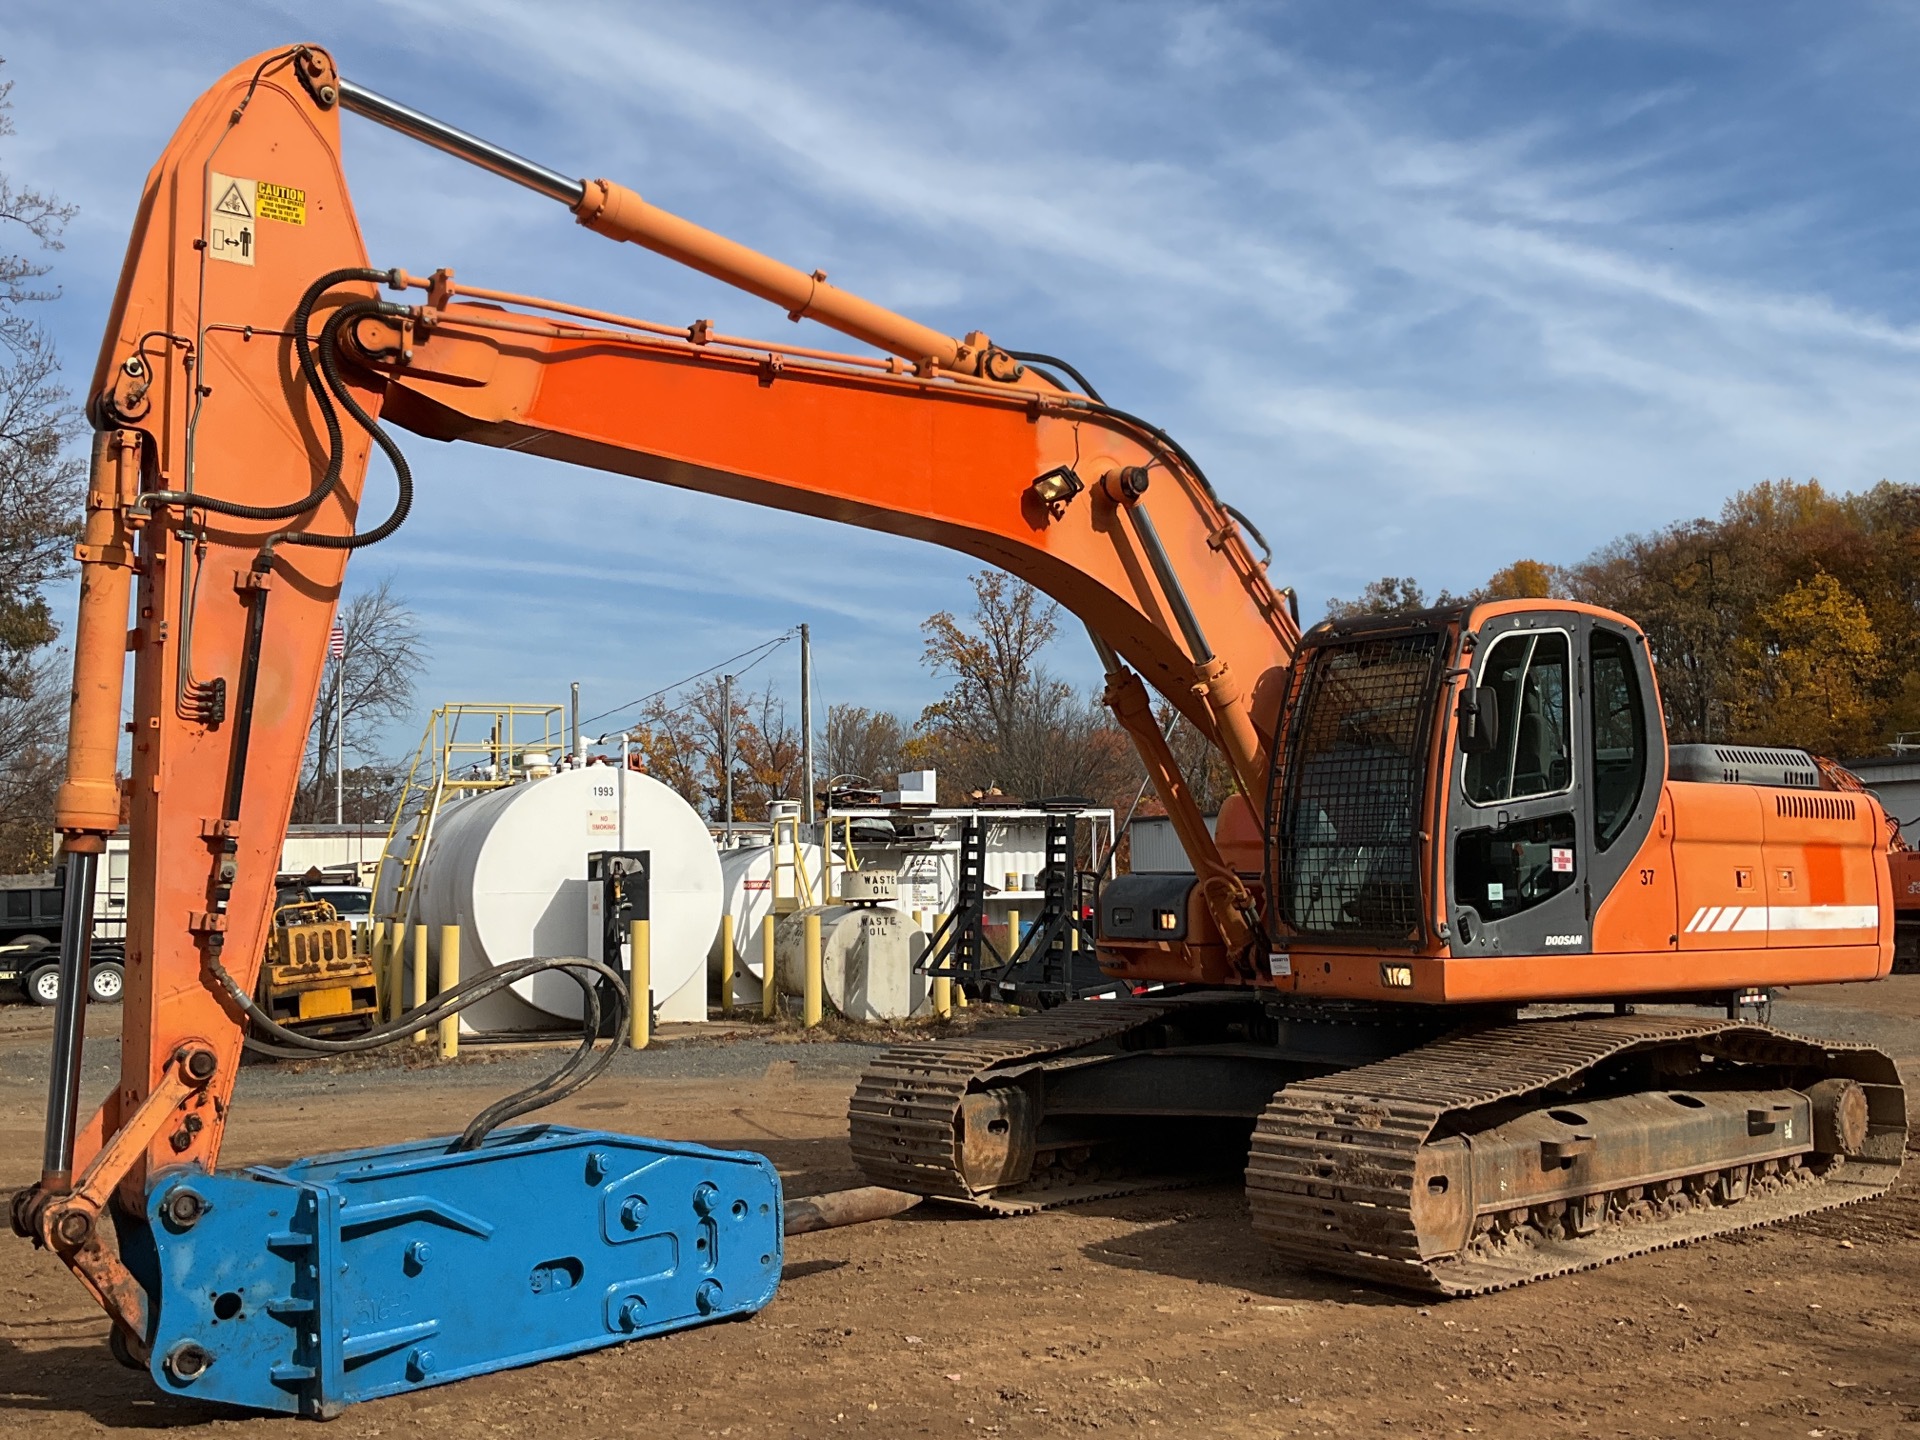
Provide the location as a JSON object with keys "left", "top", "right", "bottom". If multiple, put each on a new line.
{"left": 2, "top": 983, "right": 1920, "bottom": 1439}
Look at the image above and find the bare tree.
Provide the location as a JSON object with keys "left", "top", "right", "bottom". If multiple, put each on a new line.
{"left": 0, "top": 650, "right": 64, "bottom": 871}
{"left": 294, "top": 578, "right": 427, "bottom": 823}
{"left": 633, "top": 676, "right": 799, "bottom": 822}
{"left": 910, "top": 570, "right": 1139, "bottom": 805}
{"left": 0, "top": 58, "right": 81, "bottom": 871}
{"left": 0, "top": 58, "right": 80, "bottom": 692}
{"left": 821, "top": 703, "right": 906, "bottom": 788}
{"left": 737, "top": 684, "right": 801, "bottom": 815}
{"left": 1156, "top": 701, "right": 1240, "bottom": 815}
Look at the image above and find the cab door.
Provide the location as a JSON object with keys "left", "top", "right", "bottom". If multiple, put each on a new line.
{"left": 1444, "top": 611, "right": 1668, "bottom": 960}
{"left": 1446, "top": 613, "right": 1589, "bottom": 957}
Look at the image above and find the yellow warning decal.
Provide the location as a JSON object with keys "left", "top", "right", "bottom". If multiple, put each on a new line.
{"left": 257, "top": 181, "right": 306, "bottom": 225}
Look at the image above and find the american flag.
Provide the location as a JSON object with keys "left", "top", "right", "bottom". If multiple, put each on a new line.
{"left": 328, "top": 623, "right": 346, "bottom": 659}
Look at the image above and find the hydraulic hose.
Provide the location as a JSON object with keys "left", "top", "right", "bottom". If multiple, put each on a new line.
{"left": 256, "top": 295, "right": 415, "bottom": 565}
{"left": 1006, "top": 348, "right": 1106, "bottom": 404}
{"left": 1006, "top": 348, "right": 1273, "bottom": 564}
{"left": 142, "top": 267, "right": 398, "bottom": 523}
{"left": 207, "top": 949, "right": 629, "bottom": 1151}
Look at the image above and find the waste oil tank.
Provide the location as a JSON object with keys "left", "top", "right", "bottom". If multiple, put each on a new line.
{"left": 770, "top": 873, "right": 928, "bottom": 1022}
{"left": 378, "top": 766, "right": 720, "bottom": 1031}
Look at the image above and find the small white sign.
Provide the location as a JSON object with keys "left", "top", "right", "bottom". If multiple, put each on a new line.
{"left": 1269, "top": 952, "right": 1292, "bottom": 978}
{"left": 1487, "top": 881, "right": 1505, "bottom": 902}
{"left": 1551, "top": 847, "right": 1574, "bottom": 873}
{"left": 587, "top": 808, "right": 619, "bottom": 836}
{"left": 208, "top": 172, "right": 257, "bottom": 266}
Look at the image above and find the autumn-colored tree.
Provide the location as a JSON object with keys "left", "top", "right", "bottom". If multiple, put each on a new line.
{"left": 1481, "top": 558, "right": 1562, "bottom": 601}
{"left": 1727, "top": 572, "right": 1886, "bottom": 757}
{"left": 632, "top": 676, "right": 801, "bottom": 822}
{"left": 1328, "top": 477, "right": 1920, "bottom": 757}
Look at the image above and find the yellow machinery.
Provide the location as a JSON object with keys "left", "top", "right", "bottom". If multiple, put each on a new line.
{"left": 256, "top": 899, "right": 378, "bottom": 1036}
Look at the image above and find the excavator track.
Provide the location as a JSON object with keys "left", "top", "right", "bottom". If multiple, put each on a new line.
{"left": 1247, "top": 1014, "right": 1907, "bottom": 1295}
{"left": 848, "top": 997, "right": 1186, "bottom": 1206}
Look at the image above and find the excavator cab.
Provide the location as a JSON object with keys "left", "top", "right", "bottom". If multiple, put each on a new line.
{"left": 1265, "top": 598, "right": 1887, "bottom": 1004}
{"left": 1268, "top": 601, "right": 1662, "bottom": 970}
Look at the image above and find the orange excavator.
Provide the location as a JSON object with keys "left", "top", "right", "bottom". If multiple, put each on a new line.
{"left": 10, "top": 44, "right": 1907, "bottom": 1415}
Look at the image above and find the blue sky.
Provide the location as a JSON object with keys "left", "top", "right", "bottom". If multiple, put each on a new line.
{"left": 8, "top": 2, "right": 1920, "bottom": 759}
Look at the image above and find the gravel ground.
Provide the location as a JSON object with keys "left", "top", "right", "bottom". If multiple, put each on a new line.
{"left": 3, "top": 981, "right": 1919, "bottom": 1438}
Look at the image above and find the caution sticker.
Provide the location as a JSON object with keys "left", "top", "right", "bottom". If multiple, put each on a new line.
{"left": 207, "top": 171, "right": 256, "bottom": 266}
{"left": 257, "top": 180, "right": 306, "bottom": 225}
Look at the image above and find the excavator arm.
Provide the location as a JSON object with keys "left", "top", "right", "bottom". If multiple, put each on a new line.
{"left": 12, "top": 45, "right": 1297, "bottom": 1412}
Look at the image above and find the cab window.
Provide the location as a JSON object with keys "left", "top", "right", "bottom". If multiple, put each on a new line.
{"left": 1454, "top": 812, "right": 1578, "bottom": 921}
{"left": 1464, "top": 631, "right": 1571, "bottom": 804}
{"left": 1589, "top": 629, "right": 1646, "bottom": 849}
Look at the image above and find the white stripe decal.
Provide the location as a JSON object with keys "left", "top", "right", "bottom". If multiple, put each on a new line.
{"left": 1680, "top": 903, "right": 1880, "bottom": 936}
{"left": 1766, "top": 905, "right": 1879, "bottom": 932}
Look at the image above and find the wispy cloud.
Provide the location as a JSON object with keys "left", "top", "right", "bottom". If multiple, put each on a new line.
{"left": 9, "top": 0, "right": 1920, "bottom": 750}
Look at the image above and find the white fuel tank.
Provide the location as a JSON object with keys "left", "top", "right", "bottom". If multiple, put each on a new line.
{"left": 377, "top": 766, "right": 720, "bottom": 1031}
{"left": 708, "top": 840, "right": 828, "bottom": 1008}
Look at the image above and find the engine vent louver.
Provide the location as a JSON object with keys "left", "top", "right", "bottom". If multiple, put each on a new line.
{"left": 1775, "top": 792, "right": 1857, "bottom": 822}
{"left": 1669, "top": 743, "right": 1820, "bottom": 790}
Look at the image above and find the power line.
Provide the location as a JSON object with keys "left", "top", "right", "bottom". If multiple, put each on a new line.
{"left": 582, "top": 629, "right": 798, "bottom": 737}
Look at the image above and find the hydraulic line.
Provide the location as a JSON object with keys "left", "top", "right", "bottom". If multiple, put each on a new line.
{"left": 1006, "top": 349, "right": 1106, "bottom": 404}
{"left": 259, "top": 297, "right": 415, "bottom": 559}
{"left": 142, "top": 267, "right": 398, "bottom": 524}
{"left": 206, "top": 950, "right": 629, "bottom": 1151}
{"left": 1007, "top": 348, "right": 1276, "bottom": 569}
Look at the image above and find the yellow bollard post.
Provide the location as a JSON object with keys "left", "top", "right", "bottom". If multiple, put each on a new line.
{"left": 919, "top": 908, "right": 950, "bottom": 1019}
{"left": 803, "top": 911, "right": 823, "bottom": 1028}
{"left": 388, "top": 926, "right": 407, "bottom": 1023}
{"left": 719, "top": 912, "right": 735, "bottom": 1016}
{"left": 762, "top": 916, "right": 777, "bottom": 1019}
{"left": 936, "top": 912, "right": 967, "bottom": 1008}
{"left": 369, "top": 921, "right": 388, "bottom": 1018}
{"left": 411, "top": 924, "right": 429, "bottom": 1044}
{"left": 437, "top": 924, "right": 460, "bottom": 1059}
{"left": 630, "top": 917, "right": 650, "bottom": 1050}
{"left": 1007, "top": 907, "right": 1021, "bottom": 956}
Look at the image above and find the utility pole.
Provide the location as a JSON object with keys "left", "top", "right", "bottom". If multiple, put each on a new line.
{"left": 330, "top": 621, "right": 347, "bottom": 824}
{"left": 570, "top": 681, "right": 581, "bottom": 764}
{"left": 720, "top": 673, "right": 734, "bottom": 837}
{"left": 799, "top": 623, "right": 814, "bottom": 823}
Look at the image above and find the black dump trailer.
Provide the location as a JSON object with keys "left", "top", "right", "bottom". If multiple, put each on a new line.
{"left": 0, "top": 871, "right": 126, "bottom": 1006}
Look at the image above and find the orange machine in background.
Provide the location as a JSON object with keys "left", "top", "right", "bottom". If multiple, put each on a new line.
{"left": 7, "top": 44, "right": 1906, "bottom": 1414}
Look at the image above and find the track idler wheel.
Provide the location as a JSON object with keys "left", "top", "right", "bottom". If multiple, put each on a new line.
{"left": 958, "top": 1087, "right": 1037, "bottom": 1194}
{"left": 1806, "top": 1078, "right": 1870, "bottom": 1158}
